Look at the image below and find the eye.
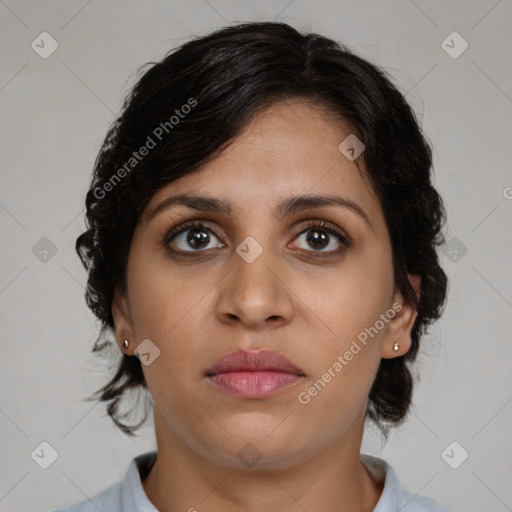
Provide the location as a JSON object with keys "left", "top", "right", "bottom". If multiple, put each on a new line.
{"left": 163, "top": 220, "right": 224, "bottom": 255}
{"left": 291, "top": 220, "right": 351, "bottom": 255}
{"left": 162, "top": 219, "right": 351, "bottom": 258}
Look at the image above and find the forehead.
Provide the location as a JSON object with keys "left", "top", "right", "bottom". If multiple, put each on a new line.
{"left": 145, "top": 99, "right": 382, "bottom": 229}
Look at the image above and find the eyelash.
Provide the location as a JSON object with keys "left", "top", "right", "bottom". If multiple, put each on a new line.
{"left": 162, "top": 219, "right": 352, "bottom": 258}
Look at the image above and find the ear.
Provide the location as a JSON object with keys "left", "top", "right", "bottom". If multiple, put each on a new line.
{"left": 112, "top": 288, "right": 136, "bottom": 355}
{"left": 381, "top": 274, "right": 421, "bottom": 359}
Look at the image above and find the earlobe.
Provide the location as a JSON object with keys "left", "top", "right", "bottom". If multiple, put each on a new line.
{"left": 112, "top": 288, "right": 136, "bottom": 355}
{"left": 381, "top": 274, "right": 421, "bottom": 359}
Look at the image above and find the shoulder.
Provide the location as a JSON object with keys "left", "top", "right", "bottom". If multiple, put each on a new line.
{"left": 44, "top": 451, "right": 158, "bottom": 512}
{"left": 360, "top": 454, "right": 457, "bottom": 512}
{"left": 44, "top": 480, "right": 122, "bottom": 512}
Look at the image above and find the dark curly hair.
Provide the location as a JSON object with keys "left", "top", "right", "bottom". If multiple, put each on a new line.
{"left": 76, "top": 21, "right": 448, "bottom": 437}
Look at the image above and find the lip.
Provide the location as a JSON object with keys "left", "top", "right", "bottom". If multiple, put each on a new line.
{"left": 205, "top": 349, "right": 306, "bottom": 399}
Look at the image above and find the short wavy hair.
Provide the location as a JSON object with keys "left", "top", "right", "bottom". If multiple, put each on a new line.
{"left": 76, "top": 21, "right": 448, "bottom": 437}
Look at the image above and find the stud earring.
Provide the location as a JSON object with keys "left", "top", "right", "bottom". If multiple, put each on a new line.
{"left": 393, "top": 341, "right": 399, "bottom": 352}
{"left": 122, "top": 339, "right": 129, "bottom": 349}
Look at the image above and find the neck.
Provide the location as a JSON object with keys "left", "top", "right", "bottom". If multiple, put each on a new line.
{"left": 142, "top": 409, "right": 382, "bottom": 512}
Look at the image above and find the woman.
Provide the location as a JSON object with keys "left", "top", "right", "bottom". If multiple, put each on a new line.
{"left": 52, "top": 21, "right": 454, "bottom": 512}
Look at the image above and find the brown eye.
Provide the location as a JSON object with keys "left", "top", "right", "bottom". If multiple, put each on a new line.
{"left": 164, "top": 221, "right": 224, "bottom": 254}
{"left": 291, "top": 221, "right": 351, "bottom": 255}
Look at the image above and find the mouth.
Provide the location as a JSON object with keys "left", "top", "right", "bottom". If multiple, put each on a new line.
{"left": 205, "top": 349, "right": 306, "bottom": 399}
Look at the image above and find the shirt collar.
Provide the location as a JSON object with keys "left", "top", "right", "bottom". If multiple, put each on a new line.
{"left": 120, "top": 450, "right": 159, "bottom": 511}
{"left": 360, "top": 453, "right": 401, "bottom": 510}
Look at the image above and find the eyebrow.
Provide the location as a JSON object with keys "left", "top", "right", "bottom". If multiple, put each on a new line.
{"left": 148, "top": 193, "right": 375, "bottom": 233}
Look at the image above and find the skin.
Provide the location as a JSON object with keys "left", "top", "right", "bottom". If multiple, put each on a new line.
{"left": 112, "top": 98, "right": 421, "bottom": 512}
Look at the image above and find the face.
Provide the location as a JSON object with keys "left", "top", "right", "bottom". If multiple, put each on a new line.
{"left": 113, "top": 98, "right": 419, "bottom": 469}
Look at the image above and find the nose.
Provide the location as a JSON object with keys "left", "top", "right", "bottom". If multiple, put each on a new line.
{"left": 216, "top": 242, "right": 294, "bottom": 330}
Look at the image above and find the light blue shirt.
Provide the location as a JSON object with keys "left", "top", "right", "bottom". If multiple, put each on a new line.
{"left": 48, "top": 450, "right": 456, "bottom": 511}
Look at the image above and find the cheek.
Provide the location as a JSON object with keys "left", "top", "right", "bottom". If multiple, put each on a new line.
{"left": 293, "top": 257, "right": 392, "bottom": 344}
{"left": 127, "top": 248, "right": 207, "bottom": 338}
{"left": 294, "top": 291, "right": 386, "bottom": 426}
{"left": 127, "top": 262, "right": 211, "bottom": 418}
{"left": 290, "top": 261, "right": 392, "bottom": 405}
{"left": 126, "top": 256, "right": 219, "bottom": 392}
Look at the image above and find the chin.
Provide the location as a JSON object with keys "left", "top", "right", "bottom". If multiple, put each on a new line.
{"left": 196, "top": 426, "right": 315, "bottom": 470}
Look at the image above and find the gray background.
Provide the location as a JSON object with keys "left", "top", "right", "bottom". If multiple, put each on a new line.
{"left": 1, "top": 1, "right": 511, "bottom": 511}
